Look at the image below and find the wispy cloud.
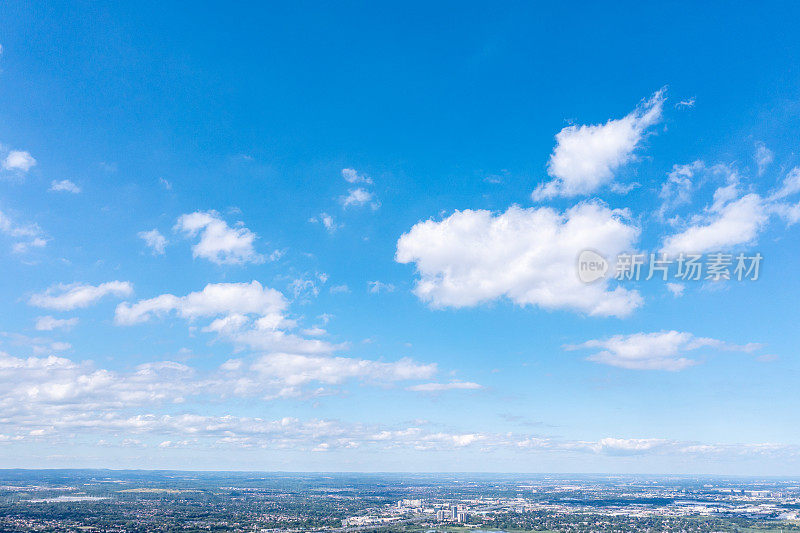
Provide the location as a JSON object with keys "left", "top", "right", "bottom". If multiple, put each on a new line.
{"left": 49, "top": 179, "right": 81, "bottom": 193}
{"left": 30, "top": 281, "right": 133, "bottom": 311}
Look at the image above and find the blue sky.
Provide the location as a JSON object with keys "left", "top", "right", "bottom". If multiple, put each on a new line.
{"left": 1, "top": 1, "right": 799, "bottom": 474}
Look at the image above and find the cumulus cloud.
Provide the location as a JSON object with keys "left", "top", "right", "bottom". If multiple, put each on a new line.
{"left": 0, "top": 348, "right": 436, "bottom": 420}
{"left": 396, "top": 202, "right": 642, "bottom": 317}
{"left": 587, "top": 437, "right": 670, "bottom": 455}
{"left": 0, "top": 349, "right": 793, "bottom": 460}
{"left": 112, "top": 280, "right": 442, "bottom": 395}
{"left": 115, "top": 281, "right": 337, "bottom": 355}
{"left": 661, "top": 193, "right": 768, "bottom": 255}
{"left": 175, "top": 210, "right": 266, "bottom": 265}
{"left": 341, "top": 168, "right": 372, "bottom": 184}
{"left": 115, "top": 281, "right": 285, "bottom": 325}
{"left": 49, "top": 179, "right": 80, "bottom": 193}
{"left": 533, "top": 90, "right": 665, "bottom": 200}
{"left": 342, "top": 187, "right": 379, "bottom": 209}
{"left": 242, "top": 353, "right": 436, "bottom": 398}
{"left": 338, "top": 168, "right": 378, "bottom": 209}
{"left": 247, "top": 353, "right": 436, "bottom": 395}
{"left": 30, "top": 281, "right": 133, "bottom": 311}
{"left": 566, "top": 330, "right": 762, "bottom": 371}
{"left": 659, "top": 163, "right": 800, "bottom": 253}
{"left": 204, "top": 314, "right": 335, "bottom": 355}
{"left": 2, "top": 150, "right": 36, "bottom": 172}
{"left": 34, "top": 316, "right": 79, "bottom": 331}
{"left": 0, "top": 353, "right": 194, "bottom": 411}
{"left": 138, "top": 229, "right": 168, "bottom": 255}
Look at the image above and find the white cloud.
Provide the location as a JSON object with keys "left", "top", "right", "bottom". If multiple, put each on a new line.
{"left": 773, "top": 201, "right": 800, "bottom": 225}
{"left": 0, "top": 209, "right": 47, "bottom": 252}
{"left": 248, "top": 353, "right": 436, "bottom": 392}
{"left": 367, "top": 281, "right": 395, "bottom": 294}
{"left": 30, "top": 281, "right": 133, "bottom": 311}
{"left": 1, "top": 332, "right": 73, "bottom": 356}
{"left": 309, "top": 212, "right": 340, "bottom": 233}
{"left": 2, "top": 150, "right": 36, "bottom": 172}
{"left": 175, "top": 210, "right": 266, "bottom": 265}
{"left": 566, "top": 330, "right": 762, "bottom": 371}
{"left": 342, "top": 188, "right": 379, "bottom": 209}
{"left": 113, "top": 282, "right": 441, "bottom": 394}
{"left": 0, "top": 350, "right": 794, "bottom": 459}
{"left": 34, "top": 316, "right": 79, "bottom": 331}
{"left": 406, "top": 381, "right": 482, "bottom": 392}
{"left": 0, "top": 210, "right": 41, "bottom": 239}
{"left": 396, "top": 202, "right": 642, "bottom": 317}
{"left": 11, "top": 237, "right": 47, "bottom": 254}
{"left": 203, "top": 314, "right": 335, "bottom": 355}
{"left": 302, "top": 326, "right": 327, "bottom": 337}
{"left": 115, "top": 281, "right": 336, "bottom": 355}
{"left": 138, "top": 229, "right": 167, "bottom": 255}
{"left": 341, "top": 168, "right": 372, "bottom": 184}
{"left": 289, "top": 274, "right": 327, "bottom": 299}
{"left": 659, "top": 163, "right": 800, "bottom": 253}
{"left": 770, "top": 169, "right": 800, "bottom": 224}
{"left": 589, "top": 437, "right": 669, "bottom": 455}
{"left": 115, "top": 281, "right": 285, "bottom": 325}
{"left": 49, "top": 179, "right": 80, "bottom": 193}
{"left": 533, "top": 90, "right": 664, "bottom": 200}
{"left": 0, "top": 347, "right": 437, "bottom": 419}
{"left": 770, "top": 167, "right": 800, "bottom": 201}
{"left": 657, "top": 161, "right": 705, "bottom": 219}
{"left": 661, "top": 193, "right": 768, "bottom": 255}
{"left": 755, "top": 142, "right": 774, "bottom": 176}
{"left": 665, "top": 282, "right": 685, "bottom": 297}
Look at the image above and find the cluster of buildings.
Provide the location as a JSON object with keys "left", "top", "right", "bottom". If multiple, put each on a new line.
{"left": 434, "top": 504, "right": 469, "bottom": 523}
{"left": 342, "top": 500, "right": 470, "bottom": 529}
{"left": 396, "top": 498, "right": 469, "bottom": 522}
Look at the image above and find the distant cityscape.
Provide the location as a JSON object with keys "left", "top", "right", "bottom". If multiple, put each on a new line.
{"left": 1, "top": 470, "right": 799, "bottom": 532}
